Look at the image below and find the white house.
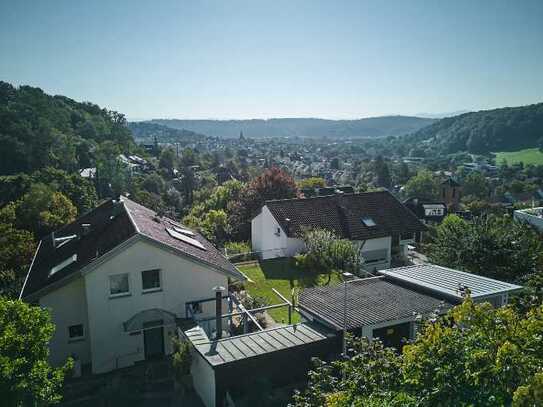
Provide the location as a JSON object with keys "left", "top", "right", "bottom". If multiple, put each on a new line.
{"left": 251, "top": 191, "right": 427, "bottom": 270}
{"left": 514, "top": 207, "right": 543, "bottom": 233}
{"left": 20, "top": 197, "right": 245, "bottom": 375}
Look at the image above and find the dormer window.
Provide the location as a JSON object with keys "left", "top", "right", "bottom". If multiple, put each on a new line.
{"left": 361, "top": 217, "right": 376, "bottom": 227}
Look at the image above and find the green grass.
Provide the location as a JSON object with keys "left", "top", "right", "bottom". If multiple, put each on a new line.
{"left": 495, "top": 148, "right": 543, "bottom": 166}
{"left": 237, "top": 258, "right": 342, "bottom": 324}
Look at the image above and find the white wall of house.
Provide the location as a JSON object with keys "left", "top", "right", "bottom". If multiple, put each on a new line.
{"left": 39, "top": 277, "right": 91, "bottom": 368}
{"left": 514, "top": 208, "right": 543, "bottom": 233}
{"left": 251, "top": 206, "right": 304, "bottom": 259}
{"left": 82, "top": 239, "right": 228, "bottom": 374}
{"left": 357, "top": 236, "right": 392, "bottom": 271}
{"left": 191, "top": 351, "right": 217, "bottom": 407}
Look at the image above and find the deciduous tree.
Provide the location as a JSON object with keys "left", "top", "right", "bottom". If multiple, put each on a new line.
{"left": 0, "top": 298, "right": 72, "bottom": 405}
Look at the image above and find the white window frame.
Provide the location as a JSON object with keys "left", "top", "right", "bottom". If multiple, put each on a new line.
{"left": 109, "top": 273, "right": 131, "bottom": 298}
{"left": 141, "top": 269, "right": 162, "bottom": 293}
{"left": 68, "top": 323, "right": 85, "bottom": 342}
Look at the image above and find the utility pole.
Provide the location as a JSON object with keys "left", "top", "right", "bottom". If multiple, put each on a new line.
{"left": 342, "top": 272, "right": 354, "bottom": 358}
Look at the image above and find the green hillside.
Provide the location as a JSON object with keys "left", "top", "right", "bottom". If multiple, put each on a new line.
{"left": 495, "top": 148, "right": 543, "bottom": 166}
{"left": 404, "top": 102, "right": 543, "bottom": 155}
{"left": 0, "top": 81, "right": 135, "bottom": 175}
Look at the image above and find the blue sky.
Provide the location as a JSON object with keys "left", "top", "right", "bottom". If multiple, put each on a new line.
{"left": 1, "top": 0, "right": 542, "bottom": 120}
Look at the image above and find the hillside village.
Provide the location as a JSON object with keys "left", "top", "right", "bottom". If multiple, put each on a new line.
{"left": 2, "top": 2, "right": 543, "bottom": 404}
{"left": 0, "top": 82, "right": 542, "bottom": 406}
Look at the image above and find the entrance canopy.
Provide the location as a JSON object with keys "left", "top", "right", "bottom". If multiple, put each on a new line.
{"left": 123, "top": 308, "right": 177, "bottom": 333}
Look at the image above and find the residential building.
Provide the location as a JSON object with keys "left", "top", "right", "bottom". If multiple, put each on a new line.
{"left": 251, "top": 191, "right": 427, "bottom": 270}
{"left": 403, "top": 198, "right": 448, "bottom": 223}
{"left": 20, "top": 197, "right": 244, "bottom": 375}
{"left": 514, "top": 206, "right": 543, "bottom": 233}
{"left": 441, "top": 177, "right": 462, "bottom": 210}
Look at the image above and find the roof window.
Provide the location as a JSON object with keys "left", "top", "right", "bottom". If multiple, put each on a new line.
{"left": 173, "top": 226, "right": 196, "bottom": 237}
{"left": 49, "top": 254, "right": 77, "bottom": 278}
{"left": 166, "top": 228, "right": 207, "bottom": 251}
{"left": 361, "top": 217, "right": 377, "bottom": 227}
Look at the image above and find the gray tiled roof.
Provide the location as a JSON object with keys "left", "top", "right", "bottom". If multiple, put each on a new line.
{"left": 264, "top": 191, "right": 426, "bottom": 240}
{"left": 186, "top": 323, "right": 334, "bottom": 367}
{"left": 379, "top": 264, "right": 523, "bottom": 300}
{"left": 298, "top": 277, "right": 452, "bottom": 330}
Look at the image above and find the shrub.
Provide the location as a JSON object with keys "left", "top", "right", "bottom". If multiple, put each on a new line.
{"left": 171, "top": 337, "right": 192, "bottom": 381}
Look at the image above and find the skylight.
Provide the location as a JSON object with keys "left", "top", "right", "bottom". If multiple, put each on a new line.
{"left": 173, "top": 226, "right": 196, "bottom": 237}
{"left": 166, "top": 228, "right": 207, "bottom": 251}
{"left": 361, "top": 217, "right": 377, "bottom": 227}
{"left": 49, "top": 254, "right": 77, "bottom": 278}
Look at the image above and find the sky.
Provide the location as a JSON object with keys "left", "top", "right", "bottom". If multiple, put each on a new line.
{"left": 1, "top": 0, "right": 542, "bottom": 120}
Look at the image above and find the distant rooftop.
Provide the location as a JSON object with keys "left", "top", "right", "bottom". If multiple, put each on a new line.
{"left": 186, "top": 323, "right": 334, "bottom": 367}
{"left": 379, "top": 264, "right": 523, "bottom": 300}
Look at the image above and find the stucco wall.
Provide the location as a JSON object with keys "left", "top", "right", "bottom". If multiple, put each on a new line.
{"left": 253, "top": 206, "right": 293, "bottom": 259}
{"left": 358, "top": 236, "right": 392, "bottom": 271}
{"left": 191, "top": 351, "right": 217, "bottom": 407}
{"left": 84, "top": 239, "right": 228, "bottom": 374}
{"left": 251, "top": 211, "right": 263, "bottom": 252}
{"left": 39, "top": 277, "right": 91, "bottom": 367}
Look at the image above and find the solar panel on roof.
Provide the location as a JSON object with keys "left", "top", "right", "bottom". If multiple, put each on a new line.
{"left": 166, "top": 228, "right": 207, "bottom": 251}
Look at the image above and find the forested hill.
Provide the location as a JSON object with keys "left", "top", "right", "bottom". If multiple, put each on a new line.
{"left": 404, "top": 102, "right": 543, "bottom": 154}
{"left": 128, "top": 121, "right": 206, "bottom": 144}
{"left": 0, "top": 81, "right": 135, "bottom": 175}
{"left": 150, "top": 116, "right": 436, "bottom": 139}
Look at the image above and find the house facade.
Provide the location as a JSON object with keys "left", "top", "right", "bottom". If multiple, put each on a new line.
{"left": 21, "top": 197, "right": 244, "bottom": 374}
{"left": 251, "top": 191, "right": 426, "bottom": 271}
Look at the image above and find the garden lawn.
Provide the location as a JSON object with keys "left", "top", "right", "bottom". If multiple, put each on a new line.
{"left": 236, "top": 258, "right": 342, "bottom": 324}
{"left": 494, "top": 148, "right": 543, "bottom": 166}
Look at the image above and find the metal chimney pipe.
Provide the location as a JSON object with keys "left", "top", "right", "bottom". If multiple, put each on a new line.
{"left": 213, "top": 286, "right": 225, "bottom": 340}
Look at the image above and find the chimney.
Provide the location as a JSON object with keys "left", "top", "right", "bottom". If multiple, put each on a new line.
{"left": 213, "top": 286, "right": 225, "bottom": 340}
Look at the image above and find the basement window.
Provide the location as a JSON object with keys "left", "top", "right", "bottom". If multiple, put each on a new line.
{"left": 361, "top": 217, "right": 377, "bottom": 227}
{"left": 68, "top": 324, "right": 84, "bottom": 341}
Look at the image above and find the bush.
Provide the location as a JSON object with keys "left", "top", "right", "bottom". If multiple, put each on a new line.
{"left": 225, "top": 241, "right": 251, "bottom": 256}
{"left": 298, "top": 229, "right": 361, "bottom": 277}
{"left": 171, "top": 337, "right": 192, "bottom": 381}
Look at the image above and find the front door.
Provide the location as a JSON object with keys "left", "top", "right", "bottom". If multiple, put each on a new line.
{"left": 143, "top": 320, "right": 164, "bottom": 360}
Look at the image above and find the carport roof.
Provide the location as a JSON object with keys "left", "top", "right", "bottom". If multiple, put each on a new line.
{"left": 298, "top": 277, "right": 453, "bottom": 330}
{"left": 378, "top": 264, "right": 523, "bottom": 300}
